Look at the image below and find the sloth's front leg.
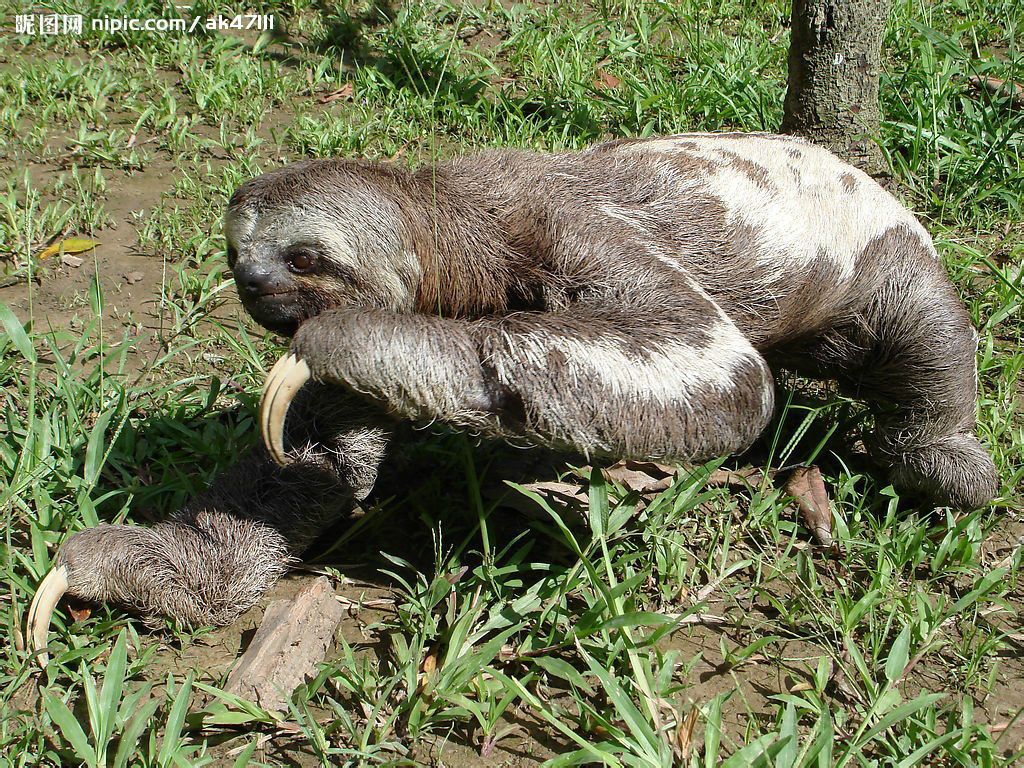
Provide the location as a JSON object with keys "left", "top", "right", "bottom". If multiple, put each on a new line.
{"left": 262, "top": 299, "right": 776, "bottom": 467}
{"left": 28, "top": 388, "right": 390, "bottom": 665}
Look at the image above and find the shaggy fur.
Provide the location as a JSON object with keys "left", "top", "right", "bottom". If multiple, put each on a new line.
{"left": 55, "top": 387, "right": 390, "bottom": 627}
{"left": 46, "top": 132, "right": 997, "bottom": 628}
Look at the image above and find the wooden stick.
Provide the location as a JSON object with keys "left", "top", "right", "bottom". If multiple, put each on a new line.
{"left": 968, "top": 75, "right": 1024, "bottom": 108}
{"left": 225, "top": 576, "right": 344, "bottom": 712}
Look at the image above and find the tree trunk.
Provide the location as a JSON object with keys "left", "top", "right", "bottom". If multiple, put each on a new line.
{"left": 781, "top": 0, "right": 893, "bottom": 177}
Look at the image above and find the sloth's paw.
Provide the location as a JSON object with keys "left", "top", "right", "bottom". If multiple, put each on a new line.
{"left": 26, "top": 521, "right": 289, "bottom": 666}
{"left": 885, "top": 432, "right": 999, "bottom": 510}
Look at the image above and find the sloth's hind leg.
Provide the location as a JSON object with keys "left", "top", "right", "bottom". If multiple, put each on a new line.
{"left": 836, "top": 248, "right": 997, "bottom": 509}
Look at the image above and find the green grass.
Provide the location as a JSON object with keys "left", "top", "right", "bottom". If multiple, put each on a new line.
{"left": 1, "top": 0, "right": 1022, "bottom": 765}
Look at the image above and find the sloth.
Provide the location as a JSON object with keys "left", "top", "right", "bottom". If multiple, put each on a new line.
{"left": 28, "top": 133, "right": 998, "bottom": 663}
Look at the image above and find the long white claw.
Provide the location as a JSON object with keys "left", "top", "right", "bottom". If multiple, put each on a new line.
{"left": 260, "top": 353, "right": 312, "bottom": 466}
{"left": 27, "top": 565, "right": 69, "bottom": 668}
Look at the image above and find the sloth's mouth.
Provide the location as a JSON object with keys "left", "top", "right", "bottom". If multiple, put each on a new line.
{"left": 242, "top": 290, "right": 298, "bottom": 311}
{"left": 252, "top": 289, "right": 297, "bottom": 300}
{"left": 241, "top": 292, "right": 304, "bottom": 336}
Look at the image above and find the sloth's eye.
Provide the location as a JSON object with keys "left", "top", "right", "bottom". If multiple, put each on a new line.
{"left": 286, "top": 250, "right": 316, "bottom": 274}
{"left": 226, "top": 245, "right": 238, "bottom": 267}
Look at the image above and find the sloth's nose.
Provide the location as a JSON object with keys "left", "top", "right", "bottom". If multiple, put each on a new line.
{"left": 233, "top": 262, "right": 290, "bottom": 297}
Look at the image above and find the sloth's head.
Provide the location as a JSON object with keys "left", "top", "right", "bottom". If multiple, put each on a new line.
{"left": 224, "top": 160, "right": 422, "bottom": 335}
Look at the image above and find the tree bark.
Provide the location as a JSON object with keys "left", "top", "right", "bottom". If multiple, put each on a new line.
{"left": 781, "top": 0, "right": 893, "bottom": 177}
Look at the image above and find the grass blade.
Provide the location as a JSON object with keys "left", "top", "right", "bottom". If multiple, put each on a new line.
{"left": 158, "top": 673, "right": 194, "bottom": 767}
{"left": 44, "top": 691, "right": 96, "bottom": 766}
{"left": 113, "top": 698, "right": 160, "bottom": 768}
{"left": 0, "top": 300, "right": 36, "bottom": 363}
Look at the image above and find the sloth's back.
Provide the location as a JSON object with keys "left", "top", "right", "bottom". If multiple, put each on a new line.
{"left": 444, "top": 135, "right": 943, "bottom": 347}
{"left": 579, "top": 132, "right": 937, "bottom": 283}
{"left": 528, "top": 135, "right": 936, "bottom": 346}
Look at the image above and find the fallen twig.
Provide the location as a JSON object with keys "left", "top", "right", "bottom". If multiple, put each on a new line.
{"left": 968, "top": 75, "right": 1024, "bottom": 108}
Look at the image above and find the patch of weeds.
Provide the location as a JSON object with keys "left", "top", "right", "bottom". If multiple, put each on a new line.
{"left": 1, "top": 0, "right": 1022, "bottom": 764}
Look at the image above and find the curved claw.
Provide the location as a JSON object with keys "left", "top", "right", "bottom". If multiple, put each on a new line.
{"left": 27, "top": 565, "right": 69, "bottom": 667}
{"left": 260, "top": 353, "right": 312, "bottom": 466}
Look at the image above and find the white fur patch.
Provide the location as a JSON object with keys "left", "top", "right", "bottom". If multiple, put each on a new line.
{"left": 255, "top": 206, "right": 358, "bottom": 265}
{"left": 224, "top": 207, "right": 257, "bottom": 249}
{"left": 614, "top": 133, "right": 937, "bottom": 281}
{"left": 503, "top": 320, "right": 767, "bottom": 402}
{"left": 561, "top": 329, "right": 761, "bottom": 401}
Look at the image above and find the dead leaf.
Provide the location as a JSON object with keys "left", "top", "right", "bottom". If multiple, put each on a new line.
{"left": 675, "top": 706, "right": 699, "bottom": 759}
{"left": 621, "top": 459, "right": 678, "bottom": 477}
{"left": 123, "top": 271, "right": 145, "bottom": 285}
{"left": 785, "top": 466, "right": 833, "bottom": 546}
{"left": 421, "top": 652, "right": 437, "bottom": 676}
{"left": 707, "top": 467, "right": 767, "bottom": 489}
{"left": 444, "top": 565, "right": 469, "bottom": 585}
{"left": 602, "top": 459, "right": 677, "bottom": 493}
{"left": 60, "top": 254, "right": 84, "bottom": 268}
{"left": 416, "top": 649, "right": 438, "bottom": 696}
{"left": 521, "top": 480, "right": 588, "bottom": 505}
{"left": 968, "top": 74, "right": 1024, "bottom": 107}
{"left": 316, "top": 83, "right": 354, "bottom": 104}
{"left": 593, "top": 68, "right": 621, "bottom": 90}
{"left": 68, "top": 605, "right": 92, "bottom": 623}
{"left": 38, "top": 237, "right": 100, "bottom": 260}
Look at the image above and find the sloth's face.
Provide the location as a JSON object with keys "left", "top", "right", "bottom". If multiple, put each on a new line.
{"left": 224, "top": 164, "right": 422, "bottom": 335}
